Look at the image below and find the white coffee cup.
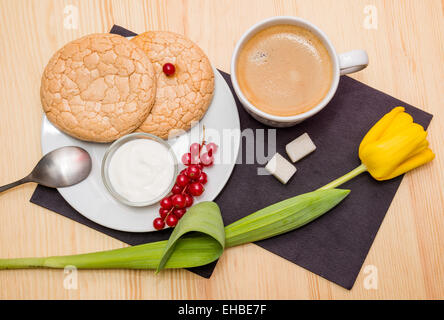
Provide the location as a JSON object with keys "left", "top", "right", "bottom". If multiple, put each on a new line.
{"left": 230, "top": 16, "right": 369, "bottom": 127}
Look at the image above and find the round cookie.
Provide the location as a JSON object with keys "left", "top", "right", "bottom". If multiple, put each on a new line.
{"left": 41, "top": 33, "right": 156, "bottom": 142}
{"left": 131, "top": 31, "right": 214, "bottom": 139}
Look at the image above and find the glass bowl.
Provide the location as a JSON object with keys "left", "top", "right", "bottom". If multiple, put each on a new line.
{"left": 101, "top": 132, "right": 178, "bottom": 207}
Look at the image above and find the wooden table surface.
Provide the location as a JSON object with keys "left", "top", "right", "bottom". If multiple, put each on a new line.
{"left": 0, "top": 0, "right": 443, "bottom": 300}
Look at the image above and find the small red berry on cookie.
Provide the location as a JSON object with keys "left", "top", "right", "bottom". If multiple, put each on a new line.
{"left": 162, "top": 63, "right": 176, "bottom": 76}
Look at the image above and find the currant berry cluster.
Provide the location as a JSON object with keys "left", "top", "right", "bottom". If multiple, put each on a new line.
{"left": 153, "top": 141, "right": 218, "bottom": 230}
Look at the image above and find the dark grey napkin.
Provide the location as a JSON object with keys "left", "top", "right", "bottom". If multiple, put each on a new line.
{"left": 31, "top": 25, "right": 432, "bottom": 288}
{"left": 217, "top": 72, "right": 432, "bottom": 289}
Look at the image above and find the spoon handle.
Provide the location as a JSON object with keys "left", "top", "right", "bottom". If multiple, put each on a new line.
{"left": 0, "top": 176, "right": 32, "bottom": 193}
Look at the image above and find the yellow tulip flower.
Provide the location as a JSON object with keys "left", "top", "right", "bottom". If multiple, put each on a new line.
{"left": 320, "top": 107, "right": 435, "bottom": 189}
{"left": 359, "top": 107, "right": 434, "bottom": 180}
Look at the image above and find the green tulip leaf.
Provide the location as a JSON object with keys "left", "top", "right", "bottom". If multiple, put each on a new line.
{"left": 0, "top": 189, "right": 349, "bottom": 271}
{"left": 157, "top": 201, "right": 225, "bottom": 272}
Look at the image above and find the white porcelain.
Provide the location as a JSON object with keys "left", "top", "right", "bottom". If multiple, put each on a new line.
{"left": 41, "top": 69, "right": 240, "bottom": 232}
{"left": 231, "top": 16, "right": 369, "bottom": 127}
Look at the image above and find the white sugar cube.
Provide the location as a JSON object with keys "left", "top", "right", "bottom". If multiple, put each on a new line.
{"left": 265, "top": 153, "right": 297, "bottom": 184}
{"left": 285, "top": 133, "right": 316, "bottom": 163}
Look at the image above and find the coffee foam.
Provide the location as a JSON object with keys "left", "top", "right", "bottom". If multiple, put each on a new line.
{"left": 236, "top": 24, "right": 333, "bottom": 116}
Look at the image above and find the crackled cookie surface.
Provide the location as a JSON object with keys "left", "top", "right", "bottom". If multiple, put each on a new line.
{"left": 41, "top": 33, "right": 156, "bottom": 142}
{"left": 131, "top": 31, "right": 214, "bottom": 139}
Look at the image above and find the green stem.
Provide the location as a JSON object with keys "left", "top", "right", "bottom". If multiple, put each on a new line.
{"left": 318, "top": 163, "right": 368, "bottom": 190}
{"left": 0, "top": 257, "right": 46, "bottom": 269}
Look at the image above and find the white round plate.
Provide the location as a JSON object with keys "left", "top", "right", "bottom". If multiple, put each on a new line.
{"left": 41, "top": 70, "right": 240, "bottom": 232}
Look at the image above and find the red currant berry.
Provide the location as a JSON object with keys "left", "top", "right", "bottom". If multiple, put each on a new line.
{"left": 173, "top": 208, "right": 187, "bottom": 219}
{"left": 166, "top": 214, "right": 178, "bottom": 227}
{"left": 171, "top": 194, "right": 186, "bottom": 209}
{"left": 197, "top": 171, "right": 208, "bottom": 185}
{"left": 200, "top": 152, "right": 214, "bottom": 167}
{"left": 184, "top": 194, "right": 194, "bottom": 207}
{"left": 191, "top": 153, "right": 201, "bottom": 164}
{"left": 186, "top": 165, "right": 201, "bottom": 180}
{"left": 184, "top": 153, "right": 200, "bottom": 165}
{"left": 206, "top": 142, "right": 218, "bottom": 154}
{"left": 160, "top": 196, "right": 173, "bottom": 209}
{"left": 189, "top": 182, "right": 204, "bottom": 196}
{"left": 159, "top": 208, "right": 170, "bottom": 219}
{"left": 190, "top": 143, "right": 201, "bottom": 157}
{"left": 176, "top": 174, "right": 190, "bottom": 187}
{"left": 181, "top": 153, "right": 192, "bottom": 166}
{"left": 162, "top": 63, "right": 176, "bottom": 76}
{"left": 153, "top": 217, "right": 165, "bottom": 230}
{"left": 171, "top": 184, "right": 183, "bottom": 194}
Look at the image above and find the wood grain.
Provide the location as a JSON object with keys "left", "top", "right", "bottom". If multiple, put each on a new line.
{"left": 0, "top": 0, "right": 443, "bottom": 299}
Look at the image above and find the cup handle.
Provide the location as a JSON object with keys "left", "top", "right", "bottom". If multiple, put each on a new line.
{"left": 338, "top": 50, "right": 369, "bottom": 75}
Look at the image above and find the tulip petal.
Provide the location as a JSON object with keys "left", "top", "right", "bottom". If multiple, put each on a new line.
{"left": 359, "top": 107, "right": 405, "bottom": 157}
{"left": 406, "top": 138, "right": 429, "bottom": 159}
{"left": 379, "top": 112, "right": 413, "bottom": 141}
{"left": 381, "top": 148, "right": 435, "bottom": 180}
{"left": 360, "top": 123, "right": 427, "bottom": 179}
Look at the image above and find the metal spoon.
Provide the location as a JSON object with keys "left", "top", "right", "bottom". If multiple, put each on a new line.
{"left": 0, "top": 146, "right": 92, "bottom": 193}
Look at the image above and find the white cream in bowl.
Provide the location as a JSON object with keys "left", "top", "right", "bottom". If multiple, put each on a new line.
{"left": 107, "top": 139, "right": 175, "bottom": 203}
